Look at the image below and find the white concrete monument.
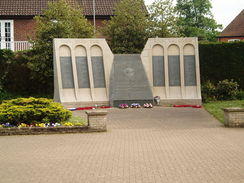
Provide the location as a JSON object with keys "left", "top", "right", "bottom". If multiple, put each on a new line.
{"left": 54, "top": 38, "right": 201, "bottom": 106}
{"left": 141, "top": 38, "right": 201, "bottom": 105}
{"left": 53, "top": 39, "right": 113, "bottom": 107}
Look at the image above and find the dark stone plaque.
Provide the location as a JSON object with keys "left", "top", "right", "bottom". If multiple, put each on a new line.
{"left": 76, "top": 56, "right": 90, "bottom": 88}
{"left": 109, "top": 54, "right": 153, "bottom": 106}
{"left": 60, "top": 56, "right": 74, "bottom": 88}
{"left": 184, "top": 55, "right": 196, "bottom": 86}
{"left": 91, "top": 56, "right": 106, "bottom": 88}
{"left": 153, "top": 56, "right": 165, "bottom": 86}
{"left": 168, "top": 55, "right": 181, "bottom": 86}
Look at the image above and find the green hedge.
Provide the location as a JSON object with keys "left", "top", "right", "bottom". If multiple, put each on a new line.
{"left": 0, "top": 97, "right": 71, "bottom": 126}
{"left": 0, "top": 49, "right": 52, "bottom": 96}
{"left": 199, "top": 42, "right": 244, "bottom": 89}
{"left": 0, "top": 49, "right": 14, "bottom": 91}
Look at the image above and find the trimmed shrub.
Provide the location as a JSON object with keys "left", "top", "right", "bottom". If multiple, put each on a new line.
{"left": 0, "top": 97, "right": 71, "bottom": 126}
{"left": 216, "top": 79, "right": 239, "bottom": 100}
{"left": 236, "top": 90, "right": 244, "bottom": 100}
{"left": 201, "top": 80, "right": 217, "bottom": 102}
{"left": 199, "top": 42, "right": 244, "bottom": 89}
{"left": 202, "top": 79, "right": 239, "bottom": 102}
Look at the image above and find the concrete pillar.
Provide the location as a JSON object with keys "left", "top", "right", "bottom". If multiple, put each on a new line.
{"left": 223, "top": 108, "right": 244, "bottom": 127}
{"left": 86, "top": 110, "right": 108, "bottom": 131}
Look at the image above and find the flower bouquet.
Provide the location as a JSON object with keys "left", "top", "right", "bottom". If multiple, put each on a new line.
{"left": 143, "top": 103, "right": 153, "bottom": 108}
{"left": 119, "top": 104, "right": 129, "bottom": 109}
{"left": 130, "top": 103, "right": 141, "bottom": 108}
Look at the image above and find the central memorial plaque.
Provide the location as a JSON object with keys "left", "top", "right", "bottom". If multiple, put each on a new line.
{"left": 110, "top": 54, "right": 153, "bottom": 106}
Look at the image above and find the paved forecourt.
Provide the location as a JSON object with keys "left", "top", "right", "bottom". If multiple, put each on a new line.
{"left": 0, "top": 107, "right": 244, "bottom": 183}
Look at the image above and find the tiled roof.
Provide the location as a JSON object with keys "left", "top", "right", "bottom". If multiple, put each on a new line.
{"left": 0, "top": 0, "right": 121, "bottom": 16}
{"left": 220, "top": 9, "right": 244, "bottom": 37}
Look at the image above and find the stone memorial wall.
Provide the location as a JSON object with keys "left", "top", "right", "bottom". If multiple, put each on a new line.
{"left": 53, "top": 39, "right": 113, "bottom": 106}
{"left": 141, "top": 38, "right": 201, "bottom": 104}
{"left": 54, "top": 38, "right": 201, "bottom": 106}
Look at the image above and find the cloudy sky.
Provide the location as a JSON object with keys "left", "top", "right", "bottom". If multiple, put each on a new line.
{"left": 144, "top": 0, "right": 244, "bottom": 29}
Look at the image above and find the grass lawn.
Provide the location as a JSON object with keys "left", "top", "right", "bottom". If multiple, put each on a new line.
{"left": 62, "top": 115, "right": 88, "bottom": 126}
{"left": 204, "top": 100, "right": 244, "bottom": 123}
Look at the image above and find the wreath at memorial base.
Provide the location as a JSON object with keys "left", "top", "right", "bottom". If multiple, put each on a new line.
{"left": 118, "top": 103, "right": 154, "bottom": 109}
{"left": 119, "top": 104, "right": 129, "bottom": 109}
{"left": 143, "top": 103, "right": 153, "bottom": 108}
{"left": 131, "top": 103, "right": 141, "bottom": 108}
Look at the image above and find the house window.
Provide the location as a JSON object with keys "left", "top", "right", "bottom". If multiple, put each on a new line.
{"left": 228, "top": 39, "right": 240, "bottom": 42}
{"left": 0, "top": 20, "right": 14, "bottom": 50}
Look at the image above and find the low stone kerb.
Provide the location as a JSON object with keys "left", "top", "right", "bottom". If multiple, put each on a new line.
{"left": 85, "top": 110, "right": 108, "bottom": 116}
{"left": 222, "top": 107, "right": 244, "bottom": 112}
{"left": 223, "top": 107, "right": 244, "bottom": 128}
{"left": 85, "top": 110, "right": 108, "bottom": 131}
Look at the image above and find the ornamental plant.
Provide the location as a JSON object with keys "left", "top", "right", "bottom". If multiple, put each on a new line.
{"left": 0, "top": 97, "right": 71, "bottom": 126}
{"left": 216, "top": 79, "right": 239, "bottom": 100}
{"left": 63, "top": 122, "right": 74, "bottom": 126}
{"left": 201, "top": 79, "right": 240, "bottom": 102}
{"left": 201, "top": 80, "right": 217, "bottom": 102}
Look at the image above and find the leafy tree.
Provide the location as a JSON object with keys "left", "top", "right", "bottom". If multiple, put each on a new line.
{"left": 102, "top": 0, "right": 149, "bottom": 53}
{"left": 29, "top": 0, "right": 93, "bottom": 92}
{"left": 148, "top": 0, "right": 179, "bottom": 37}
{"left": 175, "top": 0, "right": 222, "bottom": 41}
{"left": 0, "top": 49, "right": 14, "bottom": 92}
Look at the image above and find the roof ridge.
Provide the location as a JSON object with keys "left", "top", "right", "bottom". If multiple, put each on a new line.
{"left": 0, "top": 0, "right": 122, "bottom": 16}
{"left": 220, "top": 9, "right": 244, "bottom": 37}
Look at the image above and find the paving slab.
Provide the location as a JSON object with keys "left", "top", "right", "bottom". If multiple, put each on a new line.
{"left": 0, "top": 107, "right": 244, "bottom": 183}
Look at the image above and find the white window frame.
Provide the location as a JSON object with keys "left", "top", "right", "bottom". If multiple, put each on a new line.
{"left": 0, "top": 20, "right": 14, "bottom": 50}
{"left": 228, "top": 39, "right": 240, "bottom": 42}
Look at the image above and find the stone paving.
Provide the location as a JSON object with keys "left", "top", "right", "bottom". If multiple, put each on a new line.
{"left": 0, "top": 107, "right": 244, "bottom": 183}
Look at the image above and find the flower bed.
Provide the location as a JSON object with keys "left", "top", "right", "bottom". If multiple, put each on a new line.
{"left": 0, "top": 114, "right": 107, "bottom": 136}
{"left": 0, "top": 97, "right": 108, "bottom": 135}
{"left": 0, "top": 126, "right": 106, "bottom": 136}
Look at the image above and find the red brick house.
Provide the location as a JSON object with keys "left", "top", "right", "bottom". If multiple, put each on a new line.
{"left": 0, "top": 0, "right": 121, "bottom": 51}
{"left": 218, "top": 9, "right": 244, "bottom": 42}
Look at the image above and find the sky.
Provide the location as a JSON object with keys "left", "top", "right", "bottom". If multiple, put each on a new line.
{"left": 144, "top": 0, "right": 244, "bottom": 30}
